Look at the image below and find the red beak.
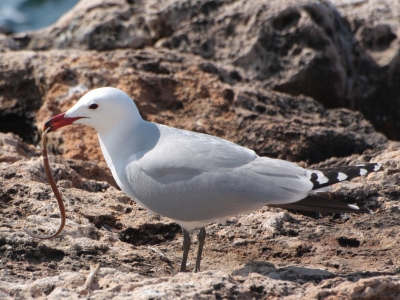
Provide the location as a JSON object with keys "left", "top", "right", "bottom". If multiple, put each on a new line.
{"left": 43, "top": 112, "right": 85, "bottom": 132}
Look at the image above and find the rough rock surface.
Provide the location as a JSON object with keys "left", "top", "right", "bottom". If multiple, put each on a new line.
{"left": 1, "top": 133, "right": 400, "bottom": 299}
{"left": 0, "top": 0, "right": 400, "bottom": 299}
{"left": 0, "top": 0, "right": 399, "bottom": 139}
{"left": 0, "top": 48, "right": 387, "bottom": 164}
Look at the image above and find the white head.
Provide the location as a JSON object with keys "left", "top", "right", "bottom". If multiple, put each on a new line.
{"left": 44, "top": 87, "right": 143, "bottom": 134}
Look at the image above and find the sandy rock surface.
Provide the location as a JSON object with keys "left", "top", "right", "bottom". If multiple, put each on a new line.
{"left": 1, "top": 133, "right": 400, "bottom": 299}
{"left": 0, "top": 0, "right": 399, "bottom": 299}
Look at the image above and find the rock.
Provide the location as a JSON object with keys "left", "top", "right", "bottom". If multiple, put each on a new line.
{"left": 0, "top": 132, "right": 38, "bottom": 163}
{"left": 331, "top": 0, "right": 400, "bottom": 140}
{"left": 301, "top": 276, "right": 400, "bottom": 300}
{"left": 0, "top": 53, "right": 43, "bottom": 143}
{"left": 0, "top": 128, "right": 400, "bottom": 298}
{"left": 0, "top": 0, "right": 399, "bottom": 139}
{"left": 0, "top": 49, "right": 387, "bottom": 164}
{"left": 1, "top": 0, "right": 400, "bottom": 298}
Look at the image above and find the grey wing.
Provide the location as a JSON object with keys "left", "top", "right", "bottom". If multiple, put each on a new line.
{"left": 138, "top": 124, "right": 259, "bottom": 175}
{"left": 125, "top": 127, "right": 313, "bottom": 222}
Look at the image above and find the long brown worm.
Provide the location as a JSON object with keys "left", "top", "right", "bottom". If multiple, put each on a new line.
{"left": 24, "top": 129, "right": 66, "bottom": 239}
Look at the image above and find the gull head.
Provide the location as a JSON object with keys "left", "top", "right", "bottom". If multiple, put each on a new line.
{"left": 43, "top": 87, "right": 142, "bottom": 133}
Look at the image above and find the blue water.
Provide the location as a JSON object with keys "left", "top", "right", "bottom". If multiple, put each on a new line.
{"left": 0, "top": 0, "right": 79, "bottom": 33}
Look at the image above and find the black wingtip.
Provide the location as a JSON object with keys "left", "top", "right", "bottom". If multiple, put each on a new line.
{"left": 309, "top": 163, "right": 383, "bottom": 190}
{"left": 270, "top": 195, "right": 371, "bottom": 214}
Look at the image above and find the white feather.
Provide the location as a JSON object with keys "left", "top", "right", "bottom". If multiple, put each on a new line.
{"left": 65, "top": 87, "right": 366, "bottom": 231}
{"left": 337, "top": 172, "right": 348, "bottom": 181}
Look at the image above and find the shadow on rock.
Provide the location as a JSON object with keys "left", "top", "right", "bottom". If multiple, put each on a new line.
{"left": 232, "top": 261, "right": 335, "bottom": 283}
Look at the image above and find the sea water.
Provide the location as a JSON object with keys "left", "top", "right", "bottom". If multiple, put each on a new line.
{"left": 0, "top": 0, "right": 78, "bottom": 33}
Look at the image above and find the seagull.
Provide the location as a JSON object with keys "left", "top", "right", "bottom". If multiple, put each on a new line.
{"left": 43, "top": 87, "right": 382, "bottom": 272}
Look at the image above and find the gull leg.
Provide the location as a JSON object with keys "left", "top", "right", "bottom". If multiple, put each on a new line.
{"left": 180, "top": 227, "right": 191, "bottom": 272}
{"left": 194, "top": 227, "right": 206, "bottom": 273}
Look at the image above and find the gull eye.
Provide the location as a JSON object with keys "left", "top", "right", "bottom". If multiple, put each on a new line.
{"left": 89, "top": 103, "right": 98, "bottom": 109}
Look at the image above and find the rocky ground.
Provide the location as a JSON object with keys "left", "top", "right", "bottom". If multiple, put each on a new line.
{"left": 0, "top": 0, "right": 399, "bottom": 299}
